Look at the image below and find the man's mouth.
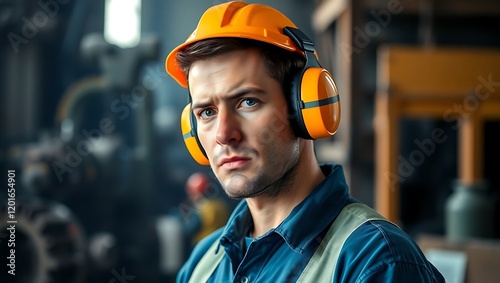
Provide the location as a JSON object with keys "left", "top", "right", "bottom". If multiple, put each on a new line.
{"left": 219, "top": 156, "right": 250, "bottom": 170}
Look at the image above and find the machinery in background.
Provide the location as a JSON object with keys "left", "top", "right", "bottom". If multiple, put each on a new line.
{"left": 0, "top": 11, "right": 186, "bottom": 280}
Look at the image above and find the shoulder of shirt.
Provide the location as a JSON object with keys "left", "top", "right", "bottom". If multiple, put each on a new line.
{"left": 342, "top": 218, "right": 426, "bottom": 262}
{"left": 176, "top": 226, "right": 225, "bottom": 283}
{"left": 338, "top": 220, "right": 443, "bottom": 282}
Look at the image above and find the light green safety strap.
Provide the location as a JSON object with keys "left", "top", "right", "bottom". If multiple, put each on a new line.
{"left": 188, "top": 236, "right": 225, "bottom": 283}
{"left": 189, "top": 203, "right": 393, "bottom": 283}
{"left": 296, "top": 203, "right": 393, "bottom": 283}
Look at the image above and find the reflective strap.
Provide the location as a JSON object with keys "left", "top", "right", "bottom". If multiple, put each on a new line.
{"left": 188, "top": 240, "right": 224, "bottom": 283}
{"left": 297, "top": 203, "right": 393, "bottom": 283}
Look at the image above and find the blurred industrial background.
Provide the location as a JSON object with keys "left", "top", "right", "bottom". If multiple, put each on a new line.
{"left": 0, "top": 0, "right": 499, "bottom": 282}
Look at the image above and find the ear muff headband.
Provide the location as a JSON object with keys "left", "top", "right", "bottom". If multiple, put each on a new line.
{"left": 283, "top": 27, "right": 341, "bottom": 140}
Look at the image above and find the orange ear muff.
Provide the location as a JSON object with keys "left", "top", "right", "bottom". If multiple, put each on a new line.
{"left": 181, "top": 104, "right": 210, "bottom": 165}
{"left": 300, "top": 68, "right": 341, "bottom": 139}
{"left": 283, "top": 27, "right": 341, "bottom": 140}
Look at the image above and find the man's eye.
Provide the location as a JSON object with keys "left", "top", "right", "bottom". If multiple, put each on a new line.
{"left": 199, "top": 108, "right": 217, "bottom": 120}
{"left": 241, "top": 98, "right": 258, "bottom": 108}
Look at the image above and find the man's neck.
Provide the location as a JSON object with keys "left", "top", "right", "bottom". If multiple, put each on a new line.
{"left": 246, "top": 142, "right": 325, "bottom": 238}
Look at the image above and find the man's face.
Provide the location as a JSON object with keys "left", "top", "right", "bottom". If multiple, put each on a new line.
{"left": 188, "top": 49, "right": 300, "bottom": 199}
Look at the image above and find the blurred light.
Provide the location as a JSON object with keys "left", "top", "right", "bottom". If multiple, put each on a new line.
{"left": 154, "top": 107, "right": 177, "bottom": 134}
{"left": 104, "top": 0, "right": 141, "bottom": 48}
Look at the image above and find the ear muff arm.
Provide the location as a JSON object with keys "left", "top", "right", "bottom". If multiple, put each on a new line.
{"left": 283, "top": 27, "right": 315, "bottom": 53}
{"left": 283, "top": 27, "right": 320, "bottom": 70}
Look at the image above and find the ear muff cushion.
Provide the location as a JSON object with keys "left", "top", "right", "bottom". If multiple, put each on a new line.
{"left": 300, "top": 68, "right": 341, "bottom": 139}
{"left": 287, "top": 70, "right": 310, "bottom": 139}
{"left": 181, "top": 104, "right": 210, "bottom": 165}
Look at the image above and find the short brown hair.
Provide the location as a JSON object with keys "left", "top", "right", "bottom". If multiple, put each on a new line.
{"left": 176, "top": 38, "right": 305, "bottom": 92}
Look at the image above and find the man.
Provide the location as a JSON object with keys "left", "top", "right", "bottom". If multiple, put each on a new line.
{"left": 166, "top": 1, "right": 445, "bottom": 282}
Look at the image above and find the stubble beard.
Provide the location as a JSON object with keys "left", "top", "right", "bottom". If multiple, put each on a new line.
{"left": 219, "top": 140, "right": 301, "bottom": 200}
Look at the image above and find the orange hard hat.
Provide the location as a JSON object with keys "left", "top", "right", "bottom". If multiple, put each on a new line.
{"left": 165, "top": 1, "right": 301, "bottom": 88}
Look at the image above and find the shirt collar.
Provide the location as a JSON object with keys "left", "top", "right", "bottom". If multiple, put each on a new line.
{"left": 220, "top": 164, "right": 350, "bottom": 252}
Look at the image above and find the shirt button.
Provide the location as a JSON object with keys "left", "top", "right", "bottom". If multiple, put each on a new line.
{"left": 240, "top": 276, "right": 249, "bottom": 283}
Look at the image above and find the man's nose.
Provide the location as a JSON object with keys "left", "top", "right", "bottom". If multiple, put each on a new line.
{"left": 215, "top": 109, "right": 242, "bottom": 146}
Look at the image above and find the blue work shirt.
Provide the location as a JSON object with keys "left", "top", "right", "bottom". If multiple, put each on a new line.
{"left": 177, "top": 164, "right": 445, "bottom": 283}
